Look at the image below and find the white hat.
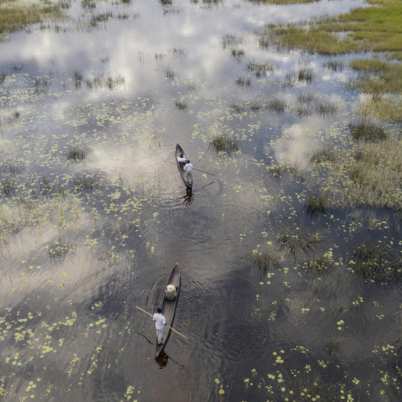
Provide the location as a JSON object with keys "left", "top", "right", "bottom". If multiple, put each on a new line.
{"left": 166, "top": 284, "right": 176, "bottom": 292}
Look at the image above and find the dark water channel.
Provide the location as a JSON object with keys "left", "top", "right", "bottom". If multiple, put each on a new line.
{"left": 1, "top": 0, "right": 402, "bottom": 401}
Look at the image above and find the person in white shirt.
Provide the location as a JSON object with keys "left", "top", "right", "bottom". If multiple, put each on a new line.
{"left": 177, "top": 153, "right": 187, "bottom": 169}
{"left": 183, "top": 160, "right": 193, "bottom": 179}
{"left": 153, "top": 307, "right": 167, "bottom": 345}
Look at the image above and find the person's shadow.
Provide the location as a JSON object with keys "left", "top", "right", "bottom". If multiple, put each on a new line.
{"left": 183, "top": 186, "right": 193, "bottom": 206}
{"left": 155, "top": 350, "right": 169, "bottom": 368}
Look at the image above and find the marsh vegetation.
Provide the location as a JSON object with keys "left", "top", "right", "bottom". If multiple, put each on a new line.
{"left": 0, "top": 0, "right": 61, "bottom": 36}
{"left": 1, "top": 0, "right": 402, "bottom": 401}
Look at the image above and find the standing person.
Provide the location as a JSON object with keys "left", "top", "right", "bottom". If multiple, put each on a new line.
{"left": 183, "top": 159, "right": 193, "bottom": 180}
{"left": 177, "top": 153, "right": 187, "bottom": 169}
{"left": 153, "top": 307, "right": 167, "bottom": 345}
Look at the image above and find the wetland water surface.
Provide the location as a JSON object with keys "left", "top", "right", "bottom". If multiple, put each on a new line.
{"left": 1, "top": 0, "right": 402, "bottom": 401}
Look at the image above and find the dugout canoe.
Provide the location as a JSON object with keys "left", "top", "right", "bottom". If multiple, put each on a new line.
{"left": 155, "top": 264, "right": 181, "bottom": 358}
{"left": 175, "top": 144, "right": 193, "bottom": 191}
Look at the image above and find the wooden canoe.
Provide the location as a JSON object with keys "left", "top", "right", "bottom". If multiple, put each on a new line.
{"left": 175, "top": 144, "right": 193, "bottom": 191}
{"left": 155, "top": 264, "right": 181, "bottom": 358}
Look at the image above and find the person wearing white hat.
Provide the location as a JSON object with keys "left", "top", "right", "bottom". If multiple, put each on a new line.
{"left": 153, "top": 307, "right": 166, "bottom": 345}
{"left": 183, "top": 159, "right": 193, "bottom": 180}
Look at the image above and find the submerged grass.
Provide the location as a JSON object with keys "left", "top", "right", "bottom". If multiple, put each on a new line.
{"left": 0, "top": 0, "right": 61, "bottom": 36}
{"left": 352, "top": 61, "right": 402, "bottom": 96}
{"left": 304, "top": 249, "right": 334, "bottom": 273}
{"left": 48, "top": 240, "right": 72, "bottom": 260}
{"left": 313, "top": 139, "right": 402, "bottom": 209}
{"left": 250, "top": 250, "right": 280, "bottom": 273}
{"left": 360, "top": 97, "right": 402, "bottom": 123}
{"left": 278, "top": 232, "right": 320, "bottom": 257}
{"left": 351, "top": 243, "right": 402, "bottom": 283}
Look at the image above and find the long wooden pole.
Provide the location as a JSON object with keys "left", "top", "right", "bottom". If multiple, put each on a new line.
{"left": 135, "top": 306, "right": 189, "bottom": 341}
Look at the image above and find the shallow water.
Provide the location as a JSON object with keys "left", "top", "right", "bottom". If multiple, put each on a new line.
{"left": 1, "top": 0, "right": 402, "bottom": 401}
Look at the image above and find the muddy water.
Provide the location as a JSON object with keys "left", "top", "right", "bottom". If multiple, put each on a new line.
{"left": 1, "top": 0, "right": 402, "bottom": 401}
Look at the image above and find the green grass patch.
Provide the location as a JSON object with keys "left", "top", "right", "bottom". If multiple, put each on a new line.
{"left": 0, "top": 1, "right": 61, "bottom": 35}
{"left": 352, "top": 60, "right": 402, "bottom": 95}
{"left": 350, "top": 59, "right": 388, "bottom": 73}
{"left": 270, "top": 26, "right": 358, "bottom": 55}
{"left": 269, "top": 0, "right": 402, "bottom": 57}
{"left": 248, "top": 0, "right": 318, "bottom": 4}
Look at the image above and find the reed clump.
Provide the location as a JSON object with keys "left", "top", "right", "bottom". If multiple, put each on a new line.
{"left": 67, "top": 147, "right": 87, "bottom": 162}
{"left": 48, "top": 240, "right": 71, "bottom": 259}
{"left": 349, "top": 122, "right": 387, "bottom": 142}
{"left": 324, "top": 60, "right": 344, "bottom": 72}
{"left": 211, "top": 135, "right": 239, "bottom": 154}
{"left": 82, "top": 0, "right": 96, "bottom": 8}
{"left": 304, "top": 249, "right": 334, "bottom": 273}
{"left": 266, "top": 163, "right": 298, "bottom": 178}
{"left": 310, "top": 149, "right": 336, "bottom": 164}
{"left": 306, "top": 194, "right": 327, "bottom": 215}
{"left": 250, "top": 250, "right": 280, "bottom": 273}
{"left": 268, "top": 99, "right": 286, "bottom": 113}
{"left": 0, "top": 178, "right": 17, "bottom": 197}
{"left": 235, "top": 77, "right": 251, "bottom": 87}
{"left": 175, "top": 100, "right": 187, "bottom": 110}
{"left": 72, "top": 173, "right": 101, "bottom": 193}
{"left": 297, "top": 68, "right": 313, "bottom": 83}
{"left": 278, "top": 232, "right": 320, "bottom": 257}
{"left": 247, "top": 62, "right": 274, "bottom": 78}
{"left": 90, "top": 12, "right": 113, "bottom": 27}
